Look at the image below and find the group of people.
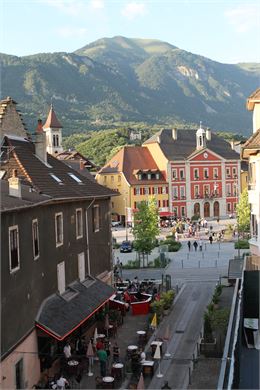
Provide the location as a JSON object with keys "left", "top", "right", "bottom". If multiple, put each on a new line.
{"left": 96, "top": 337, "right": 121, "bottom": 377}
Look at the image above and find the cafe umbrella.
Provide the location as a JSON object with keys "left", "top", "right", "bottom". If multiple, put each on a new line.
{"left": 163, "top": 324, "right": 171, "bottom": 358}
{"left": 86, "top": 341, "right": 95, "bottom": 376}
{"left": 154, "top": 344, "right": 163, "bottom": 378}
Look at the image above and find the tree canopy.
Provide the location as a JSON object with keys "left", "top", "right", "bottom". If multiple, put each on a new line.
{"left": 132, "top": 198, "right": 159, "bottom": 266}
{"left": 236, "top": 188, "right": 250, "bottom": 233}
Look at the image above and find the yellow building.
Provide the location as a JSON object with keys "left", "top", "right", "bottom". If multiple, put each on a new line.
{"left": 96, "top": 146, "right": 169, "bottom": 224}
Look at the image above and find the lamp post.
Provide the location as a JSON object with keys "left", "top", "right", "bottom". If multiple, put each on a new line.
{"left": 125, "top": 196, "right": 128, "bottom": 241}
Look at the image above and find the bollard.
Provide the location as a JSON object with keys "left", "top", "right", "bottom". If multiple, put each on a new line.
{"left": 187, "top": 253, "right": 189, "bottom": 260}
{"left": 218, "top": 251, "right": 220, "bottom": 258}
{"left": 202, "top": 252, "right": 204, "bottom": 260}
{"left": 189, "top": 367, "right": 192, "bottom": 385}
{"left": 205, "top": 243, "right": 207, "bottom": 251}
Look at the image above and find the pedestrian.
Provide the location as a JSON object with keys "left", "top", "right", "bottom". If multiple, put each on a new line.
{"left": 116, "top": 257, "right": 120, "bottom": 265}
{"left": 113, "top": 342, "right": 120, "bottom": 362}
{"left": 97, "top": 347, "right": 108, "bottom": 377}
{"left": 199, "top": 240, "right": 203, "bottom": 251}
{"left": 56, "top": 374, "right": 69, "bottom": 390}
{"left": 209, "top": 235, "right": 213, "bottom": 245}
{"left": 104, "top": 337, "right": 111, "bottom": 360}
{"left": 187, "top": 241, "right": 191, "bottom": 251}
{"left": 63, "top": 342, "right": 71, "bottom": 360}
{"left": 193, "top": 241, "right": 198, "bottom": 251}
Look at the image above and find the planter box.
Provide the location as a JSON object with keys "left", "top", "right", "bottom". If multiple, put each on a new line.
{"left": 200, "top": 338, "right": 217, "bottom": 357}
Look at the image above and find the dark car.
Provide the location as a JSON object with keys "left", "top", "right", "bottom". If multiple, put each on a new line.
{"left": 120, "top": 240, "right": 132, "bottom": 253}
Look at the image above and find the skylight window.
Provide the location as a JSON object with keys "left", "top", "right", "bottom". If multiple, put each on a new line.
{"left": 68, "top": 173, "right": 83, "bottom": 183}
{"left": 49, "top": 173, "right": 63, "bottom": 184}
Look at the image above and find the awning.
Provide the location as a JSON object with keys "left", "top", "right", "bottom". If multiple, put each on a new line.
{"left": 159, "top": 212, "right": 174, "bottom": 217}
{"left": 35, "top": 277, "right": 115, "bottom": 341}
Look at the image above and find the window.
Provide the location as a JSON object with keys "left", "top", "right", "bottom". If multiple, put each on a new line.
{"left": 172, "top": 186, "right": 178, "bottom": 198}
{"left": 9, "top": 226, "right": 20, "bottom": 273}
{"left": 194, "top": 185, "right": 199, "bottom": 197}
{"left": 76, "top": 209, "right": 83, "bottom": 239}
{"left": 147, "top": 173, "right": 151, "bottom": 180}
{"left": 55, "top": 212, "right": 63, "bottom": 246}
{"left": 180, "top": 169, "right": 185, "bottom": 179}
{"left": 204, "top": 185, "right": 210, "bottom": 196}
{"left": 194, "top": 169, "right": 199, "bottom": 179}
{"left": 154, "top": 187, "right": 158, "bottom": 195}
{"left": 15, "top": 359, "right": 24, "bottom": 390}
{"left": 226, "top": 184, "right": 231, "bottom": 196}
{"left": 227, "top": 203, "right": 231, "bottom": 212}
{"left": 204, "top": 168, "right": 209, "bottom": 179}
{"left": 135, "top": 187, "right": 141, "bottom": 195}
{"left": 180, "top": 186, "right": 185, "bottom": 198}
{"left": 50, "top": 173, "right": 63, "bottom": 184}
{"left": 172, "top": 169, "right": 177, "bottom": 179}
{"left": 144, "top": 187, "right": 149, "bottom": 195}
{"left": 233, "top": 183, "right": 238, "bottom": 196}
{"left": 57, "top": 261, "right": 65, "bottom": 294}
{"left": 181, "top": 206, "right": 185, "bottom": 217}
{"left": 158, "top": 200, "right": 161, "bottom": 207}
{"left": 118, "top": 175, "right": 121, "bottom": 183}
{"left": 162, "top": 186, "right": 166, "bottom": 194}
{"left": 32, "top": 219, "right": 40, "bottom": 259}
{"left": 78, "top": 253, "right": 85, "bottom": 282}
{"left": 156, "top": 173, "right": 160, "bottom": 180}
{"left": 213, "top": 168, "right": 218, "bottom": 178}
{"left": 232, "top": 167, "right": 237, "bottom": 177}
{"left": 93, "top": 205, "right": 100, "bottom": 232}
{"left": 226, "top": 168, "right": 231, "bottom": 177}
{"left": 68, "top": 173, "right": 83, "bottom": 183}
{"left": 138, "top": 174, "right": 142, "bottom": 180}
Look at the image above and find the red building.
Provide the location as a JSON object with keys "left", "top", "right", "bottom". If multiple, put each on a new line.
{"left": 144, "top": 126, "right": 240, "bottom": 219}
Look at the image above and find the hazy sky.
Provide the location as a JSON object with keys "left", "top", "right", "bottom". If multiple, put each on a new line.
{"left": 2, "top": 0, "right": 260, "bottom": 64}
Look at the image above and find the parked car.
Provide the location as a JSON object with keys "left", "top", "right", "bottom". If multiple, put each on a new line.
{"left": 111, "top": 221, "right": 121, "bottom": 227}
{"left": 120, "top": 240, "right": 132, "bottom": 253}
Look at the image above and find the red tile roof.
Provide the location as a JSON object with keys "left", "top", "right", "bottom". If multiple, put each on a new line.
{"left": 99, "top": 146, "right": 167, "bottom": 184}
{"left": 43, "top": 105, "right": 63, "bottom": 129}
{"left": 241, "top": 128, "right": 260, "bottom": 158}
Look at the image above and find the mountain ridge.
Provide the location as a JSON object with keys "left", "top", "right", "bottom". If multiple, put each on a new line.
{"left": 1, "top": 36, "right": 259, "bottom": 135}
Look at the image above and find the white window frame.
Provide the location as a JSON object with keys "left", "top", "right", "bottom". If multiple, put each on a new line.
{"left": 213, "top": 168, "right": 218, "bottom": 178}
{"left": 203, "top": 185, "right": 210, "bottom": 196}
{"left": 154, "top": 187, "right": 158, "bottom": 195}
{"left": 162, "top": 186, "right": 166, "bottom": 194}
{"left": 180, "top": 169, "right": 185, "bottom": 179}
{"left": 9, "top": 225, "right": 20, "bottom": 273}
{"left": 32, "top": 219, "right": 40, "bottom": 260}
{"left": 172, "top": 186, "right": 178, "bottom": 198}
{"left": 194, "top": 168, "right": 199, "bottom": 179}
{"left": 172, "top": 169, "right": 177, "bottom": 179}
{"left": 194, "top": 185, "right": 199, "bottom": 196}
{"left": 226, "top": 168, "right": 231, "bottom": 177}
{"left": 226, "top": 183, "right": 231, "bottom": 196}
{"left": 78, "top": 252, "right": 85, "bottom": 282}
{"left": 76, "top": 208, "right": 83, "bottom": 239}
{"left": 93, "top": 205, "right": 100, "bottom": 232}
{"left": 180, "top": 186, "right": 185, "bottom": 197}
{"left": 204, "top": 168, "right": 209, "bottom": 179}
{"left": 57, "top": 261, "right": 65, "bottom": 294}
{"left": 155, "top": 173, "right": 160, "bottom": 180}
{"left": 232, "top": 167, "right": 237, "bottom": 177}
{"left": 136, "top": 187, "right": 141, "bottom": 195}
{"left": 55, "top": 212, "right": 63, "bottom": 247}
{"left": 147, "top": 173, "right": 151, "bottom": 180}
{"left": 144, "top": 187, "right": 149, "bottom": 195}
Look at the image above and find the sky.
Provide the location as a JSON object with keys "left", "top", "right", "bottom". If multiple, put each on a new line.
{"left": 1, "top": 0, "right": 260, "bottom": 64}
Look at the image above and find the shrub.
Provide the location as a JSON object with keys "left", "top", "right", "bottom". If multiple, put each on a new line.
{"left": 235, "top": 239, "right": 250, "bottom": 249}
{"left": 162, "top": 240, "right": 181, "bottom": 252}
{"left": 122, "top": 260, "right": 140, "bottom": 269}
{"left": 161, "top": 290, "right": 175, "bottom": 309}
{"left": 191, "top": 214, "right": 200, "bottom": 221}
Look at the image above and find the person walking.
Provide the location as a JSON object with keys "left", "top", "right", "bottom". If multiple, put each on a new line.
{"left": 209, "top": 235, "right": 213, "bottom": 245}
{"left": 187, "top": 240, "right": 191, "bottom": 251}
{"left": 199, "top": 240, "right": 203, "bottom": 251}
{"left": 97, "top": 347, "right": 108, "bottom": 377}
{"left": 193, "top": 241, "right": 198, "bottom": 251}
{"left": 113, "top": 342, "right": 120, "bottom": 362}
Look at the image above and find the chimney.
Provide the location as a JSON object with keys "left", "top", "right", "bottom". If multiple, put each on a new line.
{"left": 172, "top": 128, "right": 177, "bottom": 140}
{"left": 206, "top": 127, "right": 211, "bottom": 141}
{"left": 80, "top": 159, "right": 85, "bottom": 170}
{"left": 8, "top": 169, "right": 21, "bottom": 198}
{"left": 35, "top": 119, "right": 47, "bottom": 163}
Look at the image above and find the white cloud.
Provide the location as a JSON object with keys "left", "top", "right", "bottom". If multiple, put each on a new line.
{"left": 121, "top": 2, "right": 146, "bottom": 20}
{"left": 225, "top": 4, "right": 260, "bottom": 33}
{"left": 89, "top": 0, "right": 104, "bottom": 9}
{"left": 56, "top": 26, "right": 88, "bottom": 38}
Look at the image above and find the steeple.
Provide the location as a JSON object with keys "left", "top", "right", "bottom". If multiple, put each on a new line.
{"left": 196, "top": 121, "right": 206, "bottom": 150}
{"left": 43, "top": 104, "right": 63, "bottom": 155}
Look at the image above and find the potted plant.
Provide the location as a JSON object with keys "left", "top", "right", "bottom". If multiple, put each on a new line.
{"left": 161, "top": 290, "right": 175, "bottom": 314}
{"left": 150, "top": 300, "right": 164, "bottom": 322}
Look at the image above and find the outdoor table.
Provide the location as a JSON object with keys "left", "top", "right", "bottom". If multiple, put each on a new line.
{"left": 141, "top": 360, "right": 154, "bottom": 376}
{"left": 67, "top": 359, "right": 79, "bottom": 376}
{"left": 151, "top": 340, "right": 163, "bottom": 356}
{"left": 137, "top": 330, "right": 146, "bottom": 346}
{"left": 97, "top": 334, "right": 106, "bottom": 339}
{"left": 127, "top": 344, "right": 138, "bottom": 358}
{"left": 112, "top": 363, "right": 124, "bottom": 380}
{"left": 102, "top": 376, "right": 114, "bottom": 389}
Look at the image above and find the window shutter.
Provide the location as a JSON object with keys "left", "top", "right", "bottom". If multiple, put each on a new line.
{"left": 166, "top": 186, "right": 168, "bottom": 194}
{"left": 152, "top": 187, "right": 155, "bottom": 194}
{"left": 134, "top": 188, "right": 136, "bottom": 195}
{"left": 149, "top": 187, "right": 151, "bottom": 195}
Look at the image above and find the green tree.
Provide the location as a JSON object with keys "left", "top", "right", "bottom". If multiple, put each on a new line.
{"left": 236, "top": 189, "right": 250, "bottom": 234}
{"left": 132, "top": 198, "right": 159, "bottom": 267}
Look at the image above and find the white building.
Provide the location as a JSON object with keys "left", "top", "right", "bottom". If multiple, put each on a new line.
{"left": 241, "top": 88, "right": 260, "bottom": 255}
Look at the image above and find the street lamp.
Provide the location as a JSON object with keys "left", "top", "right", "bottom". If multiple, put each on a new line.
{"left": 125, "top": 197, "right": 128, "bottom": 241}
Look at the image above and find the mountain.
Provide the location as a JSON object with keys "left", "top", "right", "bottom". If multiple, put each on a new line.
{"left": 1, "top": 36, "right": 259, "bottom": 135}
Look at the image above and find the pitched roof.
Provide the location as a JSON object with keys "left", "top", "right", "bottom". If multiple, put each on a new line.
{"left": 241, "top": 128, "right": 260, "bottom": 158}
{"left": 0, "top": 96, "right": 29, "bottom": 137}
{"left": 1, "top": 136, "right": 117, "bottom": 199}
{"left": 0, "top": 180, "right": 51, "bottom": 212}
{"left": 143, "top": 129, "right": 239, "bottom": 160}
{"left": 247, "top": 88, "right": 260, "bottom": 110}
{"left": 36, "top": 278, "right": 115, "bottom": 340}
{"left": 99, "top": 146, "right": 167, "bottom": 184}
{"left": 56, "top": 150, "right": 99, "bottom": 170}
{"left": 43, "top": 105, "right": 63, "bottom": 129}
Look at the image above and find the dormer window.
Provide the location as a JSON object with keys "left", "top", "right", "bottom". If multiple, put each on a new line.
{"left": 156, "top": 173, "right": 160, "bottom": 180}
{"left": 147, "top": 173, "right": 151, "bottom": 180}
{"left": 138, "top": 174, "right": 142, "bottom": 180}
{"left": 50, "top": 173, "right": 63, "bottom": 184}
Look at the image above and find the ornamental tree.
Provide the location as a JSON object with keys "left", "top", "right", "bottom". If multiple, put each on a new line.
{"left": 236, "top": 188, "right": 250, "bottom": 234}
{"left": 132, "top": 198, "right": 160, "bottom": 267}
